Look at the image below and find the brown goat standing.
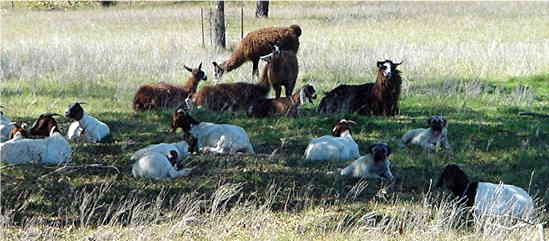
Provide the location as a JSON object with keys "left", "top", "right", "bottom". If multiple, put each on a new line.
{"left": 212, "top": 24, "right": 301, "bottom": 79}
{"left": 260, "top": 45, "right": 299, "bottom": 98}
{"left": 248, "top": 84, "right": 316, "bottom": 118}
{"left": 318, "top": 60, "right": 402, "bottom": 116}
{"left": 133, "top": 63, "right": 207, "bottom": 111}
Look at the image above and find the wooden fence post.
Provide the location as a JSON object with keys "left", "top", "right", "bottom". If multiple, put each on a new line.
{"left": 201, "top": 8, "right": 205, "bottom": 48}
{"left": 240, "top": 7, "right": 244, "bottom": 40}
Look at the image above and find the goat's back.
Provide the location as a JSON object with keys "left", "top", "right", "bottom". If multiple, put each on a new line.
{"left": 319, "top": 83, "right": 373, "bottom": 113}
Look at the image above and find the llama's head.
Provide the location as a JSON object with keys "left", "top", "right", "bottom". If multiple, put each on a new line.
{"left": 428, "top": 115, "right": 447, "bottom": 134}
{"left": 436, "top": 164, "right": 469, "bottom": 192}
{"left": 259, "top": 45, "right": 281, "bottom": 64}
{"left": 212, "top": 61, "right": 225, "bottom": 80}
{"left": 299, "top": 84, "right": 317, "bottom": 104}
{"left": 376, "top": 60, "right": 402, "bottom": 78}
{"left": 331, "top": 119, "right": 357, "bottom": 137}
{"left": 64, "top": 102, "right": 86, "bottom": 121}
{"left": 30, "top": 113, "right": 60, "bottom": 137}
{"left": 368, "top": 142, "right": 391, "bottom": 164}
{"left": 8, "top": 121, "right": 28, "bottom": 140}
{"left": 184, "top": 63, "right": 207, "bottom": 83}
{"left": 171, "top": 108, "right": 199, "bottom": 134}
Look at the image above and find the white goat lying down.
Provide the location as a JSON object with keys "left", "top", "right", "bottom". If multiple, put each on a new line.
{"left": 304, "top": 119, "right": 359, "bottom": 162}
{"left": 0, "top": 114, "right": 71, "bottom": 164}
{"left": 437, "top": 164, "right": 534, "bottom": 221}
{"left": 0, "top": 109, "right": 14, "bottom": 142}
{"left": 171, "top": 108, "right": 254, "bottom": 154}
{"left": 132, "top": 141, "right": 193, "bottom": 180}
{"left": 341, "top": 142, "right": 394, "bottom": 180}
{"left": 65, "top": 102, "right": 110, "bottom": 142}
{"left": 401, "top": 115, "right": 450, "bottom": 150}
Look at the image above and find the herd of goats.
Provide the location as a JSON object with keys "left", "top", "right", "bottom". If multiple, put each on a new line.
{"left": 0, "top": 24, "right": 537, "bottom": 223}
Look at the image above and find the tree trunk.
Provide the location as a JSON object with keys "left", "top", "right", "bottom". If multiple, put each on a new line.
{"left": 255, "top": 0, "right": 269, "bottom": 18}
{"left": 214, "top": 1, "right": 226, "bottom": 49}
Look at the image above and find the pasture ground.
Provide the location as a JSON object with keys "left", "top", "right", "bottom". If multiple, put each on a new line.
{"left": 1, "top": 2, "right": 548, "bottom": 240}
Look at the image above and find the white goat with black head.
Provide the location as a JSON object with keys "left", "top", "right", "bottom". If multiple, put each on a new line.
{"left": 65, "top": 102, "right": 110, "bottom": 142}
{"left": 131, "top": 141, "right": 193, "bottom": 180}
{"left": 0, "top": 113, "right": 71, "bottom": 164}
{"left": 304, "top": 119, "right": 359, "bottom": 162}
{"left": 436, "top": 164, "right": 534, "bottom": 222}
{"left": 341, "top": 142, "right": 394, "bottom": 180}
{"left": 171, "top": 108, "right": 254, "bottom": 154}
{"left": 401, "top": 115, "right": 450, "bottom": 150}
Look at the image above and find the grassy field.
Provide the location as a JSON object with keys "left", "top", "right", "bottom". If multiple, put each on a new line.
{"left": 1, "top": 1, "right": 549, "bottom": 240}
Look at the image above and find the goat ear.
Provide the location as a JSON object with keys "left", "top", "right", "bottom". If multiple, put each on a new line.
{"left": 184, "top": 65, "right": 193, "bottom": 72}
{"left": 377, "top": 61, "right": 384, "bottom": 68}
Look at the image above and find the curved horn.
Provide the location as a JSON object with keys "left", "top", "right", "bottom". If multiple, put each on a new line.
{"left": 43, "top": 113, "right": 60, "bottom": 117}
{"left": 76, "top": 102, "right": 87, "bottom": 105}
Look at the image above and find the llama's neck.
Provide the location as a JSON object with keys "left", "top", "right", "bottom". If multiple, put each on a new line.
{"left": 182, "top": 76, "right": 199, "bottom": 93}
{"left": 223, "top": 48, "right": 247, "bottom": 72}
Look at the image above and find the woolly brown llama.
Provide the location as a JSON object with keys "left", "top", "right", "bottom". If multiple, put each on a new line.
{"left": 248, "top": 84, "right": 316, "bottom": 118}
{"left": 212, "top": 24, "right": 301, "bottom": 79}
{"left": 133, "top": 63, "right": 207, "bottom": 111}
{"left": 190, "top": 77, "right": 271, "bottom": 112}
{"left": 260, "top": 45, "right": 299, "bottom": 98}
{"left": 318, "top": 60, "right": 402, "bottom": 116}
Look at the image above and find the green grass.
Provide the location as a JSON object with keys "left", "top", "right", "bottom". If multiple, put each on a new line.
{"left": 1, "top": 2, "right": 548, "bottom": 240}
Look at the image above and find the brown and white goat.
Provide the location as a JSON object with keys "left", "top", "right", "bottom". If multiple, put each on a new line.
{"left": 319, "top": 60, "right": 402, "bottom": 116}
{"left": 133, "top": 63, "right": 207, "bottom": 111}
{"left": 259, "top": 45, "right": 299, "bottom": 98}
{"left": 212, "top": 24, "right": 301, "bottom": 79}
{"left": 248, "top": 84, "right": 316, "bottom": 118}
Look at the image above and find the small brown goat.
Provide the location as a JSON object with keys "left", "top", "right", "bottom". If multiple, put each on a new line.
{"left": 212, "top": 24, "right": 301, "bottom": 79}
{"left": 260, "top": 45, "right": 299, "bottom": 98}
{"left": 190, "top": 78, "right": 271, "bottom": 112}
{"left": 318, "top": 60, "right": 402, "bottom": 116}
{"left": 133, "top": 63, "right": 207, "bottom": 111}
{"left": 248, "top": 84, "right": 316, "bottom": 118}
